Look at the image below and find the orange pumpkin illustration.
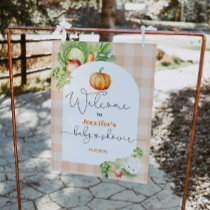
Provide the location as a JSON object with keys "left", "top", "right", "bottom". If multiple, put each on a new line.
{"left": 89, "top": 67, "right": 111, "bottom": 90}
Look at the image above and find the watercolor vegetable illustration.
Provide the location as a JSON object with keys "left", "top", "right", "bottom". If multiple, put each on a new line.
{"left": 52, "top": 41, "right": 116, "bottom": 89}
{"left": 89, "top": 67, "right": 111, "bottom": 90}
{"left": 66, "top": 58, "right": 81, "bottom": 73}
{"left": 100, "top": 147, "right": 144, "bottom": 179}
{"left": 114, "top": 168, "right": 123, "bottom": 178}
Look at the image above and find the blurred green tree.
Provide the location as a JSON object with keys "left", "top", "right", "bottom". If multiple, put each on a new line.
{"left": 0, "top": 0, "right": 54, "bottom": 37}
{"left": 192, "top": 0, "right": 209, "bottom": 23}
{"left": 161, "top": 0, "right": 209, "bottom": 23}
{"left": 45, "top": 0, "right": 134, "bottom": 41}
{"left": 0, "top": 0, "right": 137, "bottom": 40}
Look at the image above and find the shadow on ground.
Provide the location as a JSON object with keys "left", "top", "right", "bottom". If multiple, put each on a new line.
{"left": 0, "top": 90, "right": 182, "bottom": 210}
{"left": 151, "top": 79, "right": 210, "bottom": 209}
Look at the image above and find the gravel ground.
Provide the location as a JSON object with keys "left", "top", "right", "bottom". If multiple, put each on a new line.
{"left": 151, "top": 78, "right": 210, "bottom": 210}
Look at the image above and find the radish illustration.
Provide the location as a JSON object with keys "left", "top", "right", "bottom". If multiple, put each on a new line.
{"left": 66, "top": 58, "right": 81, "bottom": 73}
{"left": 114, "top": 168, "right": 123, "bottom": 178}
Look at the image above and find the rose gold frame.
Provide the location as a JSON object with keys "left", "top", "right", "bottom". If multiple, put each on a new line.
{"left": 6, "top": 26, "right": 206, "bottom": 210}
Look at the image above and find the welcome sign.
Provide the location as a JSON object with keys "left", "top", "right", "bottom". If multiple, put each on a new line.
{"left": 51, "top": 41, "right": 156, "bottom": 183}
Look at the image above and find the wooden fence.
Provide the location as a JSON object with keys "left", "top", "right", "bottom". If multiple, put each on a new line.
{"left": 0, "top": 34, "right": 59, "bottom": 84}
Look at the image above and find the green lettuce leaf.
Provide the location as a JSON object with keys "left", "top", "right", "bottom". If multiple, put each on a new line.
{"left": 78, "top": 42, "right": 90, "bottom": 56}
{"left": 60, "top": 41, "right": 77, "bottom": 60}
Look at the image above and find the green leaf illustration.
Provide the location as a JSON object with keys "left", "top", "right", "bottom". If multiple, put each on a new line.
{"left": 95, "top": 55, "right": 116, "bottom": 62}
{"left": 98, "top": 42, "right": 113, "bottom": 55}
{"left": 132, "top": 147, "right": 144, "bottom": 158}
{"left": 57, "top": 52, "right": 66, "bottom": 67}
{"left": 121, "top": 168, "right": 136, "bottom": 178}
{"left": 100, "top": 162, "right": 111, "bottom": 178}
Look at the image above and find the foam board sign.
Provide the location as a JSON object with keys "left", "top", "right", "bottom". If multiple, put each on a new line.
{"left": 51, "top": 41, "right": 156, "bottom": 183}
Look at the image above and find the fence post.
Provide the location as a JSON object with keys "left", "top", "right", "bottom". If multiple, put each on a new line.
{"left": 21, "top": 34, "right": 26, "bottom": 85}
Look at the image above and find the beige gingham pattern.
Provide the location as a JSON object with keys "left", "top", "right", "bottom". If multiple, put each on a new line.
{"left": 51, "top": 41, "right": 156, "bottom": 184}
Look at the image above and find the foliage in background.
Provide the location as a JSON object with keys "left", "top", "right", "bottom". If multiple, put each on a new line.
{"left": 160, "top": 0, "right": 210, "bottom": 23}
{"left": 188, "top": 0, "right": 210, "bottom": 23}
{"left": 1, "top": 0, "right": 208, "bottom": 38}
{"left": 0, "top": 0, "right": 57, "bottom": 37}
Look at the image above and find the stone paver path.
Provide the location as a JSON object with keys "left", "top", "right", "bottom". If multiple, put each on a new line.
{"left": 0, "top": 89, "right": 183, "bottom": 209}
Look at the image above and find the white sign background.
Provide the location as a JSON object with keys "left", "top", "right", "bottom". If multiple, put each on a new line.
{"left": 62, "top": 61, "right": 139, "bottom": 165}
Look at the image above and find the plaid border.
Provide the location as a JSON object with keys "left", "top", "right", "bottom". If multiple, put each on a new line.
{"left": 51, "top": 40, "right": 156, "bottom": 184}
